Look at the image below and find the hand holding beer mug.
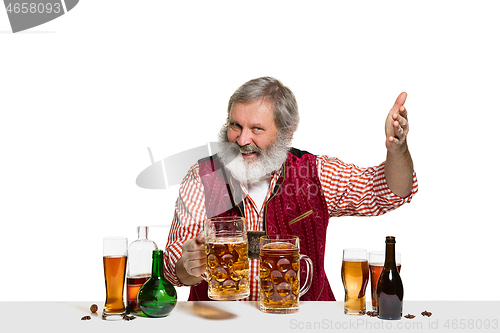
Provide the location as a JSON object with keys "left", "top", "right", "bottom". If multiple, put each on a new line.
{"left": 102, "top": 237, "right": 128, "bottom": 320}
{"left": 259, "top": 235, "right": 313, "bottom": 314}
{"left": 341, "top": 248, "right": 369, "bottom": 315}
{"left": 369, "top": 251, "right": 401, "bottom": 310}
{"left": 201, "top": 217, "right": 250, "bottom": 300}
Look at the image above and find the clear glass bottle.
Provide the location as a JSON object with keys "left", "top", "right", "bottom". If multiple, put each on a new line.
{"left": 126, "top": 226, "right": 157, "bottom": 314}
{"left": 138, "top": 249, "right": 177, "bottom": 317}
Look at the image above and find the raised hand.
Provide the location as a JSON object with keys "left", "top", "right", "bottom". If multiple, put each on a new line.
{"left": 383, "top": 92, "right": 414, "bottom": 198}
{"left": 385, "top": 92, "right": 409, "bottom": 152}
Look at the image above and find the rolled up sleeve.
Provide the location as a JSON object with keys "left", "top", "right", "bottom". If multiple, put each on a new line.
{"left": 163, "top": 164, "right": 207, "bottom": 286}
{"left": 317, "top": 155, "right": 418, "bottom": 217}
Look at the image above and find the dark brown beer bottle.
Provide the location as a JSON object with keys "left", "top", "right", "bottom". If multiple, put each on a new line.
{"left": 376, "top": 236, "right": 403, "bottom": 320}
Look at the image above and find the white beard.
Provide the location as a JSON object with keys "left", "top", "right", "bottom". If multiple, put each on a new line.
{"left": 217, "top": 127, "right": 291, "bottom": 186}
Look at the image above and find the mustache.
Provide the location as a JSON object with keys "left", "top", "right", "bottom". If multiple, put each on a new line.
{"left": 237, "top": 144, "right": 262, "bottom": 155}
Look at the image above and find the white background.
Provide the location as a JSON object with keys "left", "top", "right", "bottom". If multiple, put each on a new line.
{"left": 1, "top": 0, "right": 499, "bottom": 302}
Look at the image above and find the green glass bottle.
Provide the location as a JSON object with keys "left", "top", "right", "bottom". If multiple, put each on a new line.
{"left": 137, "top": 249, "right": 177, "bottom": 317}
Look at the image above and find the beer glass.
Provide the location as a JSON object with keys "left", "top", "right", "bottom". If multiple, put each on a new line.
{"left": 341, "top": 248, "right": 369, "bottom": 315}
{"left": 259, "top": 235, "right": 313, "bottom": 314}
{"left": 201, "top": 217, "right": 250, "bottom": 300}
{"left": 369, "top": 251, "right": 401, "bottom": 310}
{"left": 102, "top": 237, "right": 128, "bottom": 320}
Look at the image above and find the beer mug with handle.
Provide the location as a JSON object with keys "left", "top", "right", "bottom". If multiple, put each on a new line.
{"left": 259, "top": 235, "right": 313, "bottom": 314}
{"left": 201, "top": 216, "right": 250, "bottom": 300}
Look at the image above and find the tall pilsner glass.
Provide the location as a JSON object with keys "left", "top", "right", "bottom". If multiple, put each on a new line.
{"left": 341, "top": 248, "right": 369, "bottom": 315}
{"left": 102, "top": 237, "right": 128, "bottom": 320}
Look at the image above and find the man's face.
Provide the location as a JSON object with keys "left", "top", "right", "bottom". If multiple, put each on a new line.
{"left": 218, "top": 97, "right": 290, "bottom": 185}
{"left": 226, "top": 98, "right": 279, "bottom": 163}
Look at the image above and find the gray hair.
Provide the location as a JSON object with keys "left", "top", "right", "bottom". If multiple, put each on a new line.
{"left": 227, "top": 77, "right": 299, "bottom": 135}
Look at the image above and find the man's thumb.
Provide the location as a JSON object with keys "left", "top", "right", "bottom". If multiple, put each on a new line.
{"left": 195, "top": 233, "right": 205, "bottom": 245}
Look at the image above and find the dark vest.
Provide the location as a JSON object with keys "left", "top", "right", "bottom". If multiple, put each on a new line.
{"left": 188, "top": 148, "right": 335, "bottom": 301}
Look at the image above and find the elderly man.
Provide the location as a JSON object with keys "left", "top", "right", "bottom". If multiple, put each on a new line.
{"left": 164, "top": 77, "right": 417, "bottom": 301}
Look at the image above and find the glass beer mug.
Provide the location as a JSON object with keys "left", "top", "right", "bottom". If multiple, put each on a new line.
{"left": 201, "top": 216, "right": 250, "bottom": 300}
{"left": 259, "top": 235, "right": 313, "bottom": 314}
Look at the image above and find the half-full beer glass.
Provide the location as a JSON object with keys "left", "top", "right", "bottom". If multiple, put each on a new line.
{"left": 202, "top": 217, "right": 250, "bottom": 300}
{"left": 259, "top": 235, "right": 313, "bottom": 314}
{"left": 341, "top": 248, "right": 369, "bottom": 315}
{"left": 369, "top": 250, "right": 401, "bottom": 310}
{"left": 103, "top": 237, "right": 128, "bottom": 320}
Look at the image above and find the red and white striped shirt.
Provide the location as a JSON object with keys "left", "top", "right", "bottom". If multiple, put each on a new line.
{"left": 164, "top": 154, "right": 418, "bottom": 301}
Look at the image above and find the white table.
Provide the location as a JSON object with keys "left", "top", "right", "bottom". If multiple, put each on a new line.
{"left": 1, "top": 301, "right": 499, "bottom": 332}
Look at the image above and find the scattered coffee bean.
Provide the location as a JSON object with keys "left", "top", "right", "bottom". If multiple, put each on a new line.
{"left": 123, "top": 315, "right": 136, "bottom": 321}
{"left": 366, "top": 311, "right": 378, "bottom": 317}
{"left": 90, "top": 304, "right": 98, "bottom": 313}
{"left": 81, "top": 315, "right": 91, "bottom": 320}
{"left": 421, "top": 310, "right": 432, "bottom": 317}
{"left": 404, "top": 314, "right": 416, "bottom": 319}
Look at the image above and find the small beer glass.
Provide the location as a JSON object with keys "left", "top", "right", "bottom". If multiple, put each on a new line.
{"left": 201, "top": 217, "right": 250, "bottom": 300}
{"left": 259, "top": 235, "right": 313, "bottom": 314}
{"left": 102, "top": 237, "right": 128, "bottom": 320}
{"left": 341, "top": 248, "right": 369, "bottom": 315}
{"left": 369, "top": 251, "right": 401, "bottom": 310}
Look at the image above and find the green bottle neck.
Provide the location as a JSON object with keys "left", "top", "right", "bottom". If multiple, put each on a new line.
{"left": 151, "top": 250, "right": 164, "bottom": 278}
